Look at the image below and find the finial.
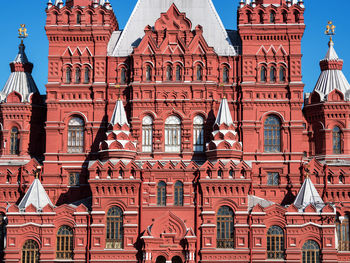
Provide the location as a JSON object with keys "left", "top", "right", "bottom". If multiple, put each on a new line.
{"left": 325, "top": 21, "right": 336, "bottom": 47}
{"left": 35, "top": 166, "right": 42, "bottom": 180}
{"left": 18, "top": 24, "right": 28, "bottom": 44}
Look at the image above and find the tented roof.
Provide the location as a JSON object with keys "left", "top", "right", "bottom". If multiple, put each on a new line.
{"left": 108, "top": 0, "right": 238, "bottom": 57}
{"left": 214, "top": 98, "right": 234, "bottom": 126}
{"left": 293, "top": 177, "right": 325, "bottom": 211}
{"left": 110, "top": 99, "right": 129, "bottom": 126}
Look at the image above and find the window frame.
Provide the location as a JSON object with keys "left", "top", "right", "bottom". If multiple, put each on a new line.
{"left": 174, "top": 181, "right": 184, "bottom": 206}
{"left": 68, "top": 172, "right": 80, "bottom": 187}
{"left": 166, "top": 65, "right": 173, "bottom": 81}
{"left": 146, "top": 65, "right": 152, "bottom": 81}
{"left": 302, "top": 240, "right": 320, "bottom": 263}
{"left": 267, "top": 226, "right": 285, "bottom": 259}
{"left": 75, "top": 67, "right": 81, "bottom": 84}
{"left": 142, "top": 116, "right": 153, "bottom": 153}
{"left": 264, "top": 115, "right": 281, "bottom": 153}
{"left": 270, "top": 66, "right": 277, "bottom": 83}
{"left": 66, "top": 67, "right": 72, "bottom": 84}
{"left": 193, "top": 115, "right": 205, "bottom": 152}
{"left": 337, "top": 215, "right": 350, "bottom": 251}
{"left": 56, "top": 226, "right": 74, "bottom": 260}
{"left": 267, "top": 172, "right": 280, "bottom": 186}
{"left": 260, "top": 66, "right": 267, "bottom": 82}
{"left": 157, "top": 181, "right": 167, "bottom": 206}
{"left": 217, "top": 206, "right": 234, "bottom": 249}
{"left": 196, "top": 65, "right": 203, "bottom": 81}
{"left": 10, "top": 127, "right": 20, "bottom": 155}
{"left": 333, "top": 126, "right": 343, "bottom": 154}
{"left": 164, "top": 116, "right": 181, "bottom": 153}
{"left": 176, "top": 65, "right": 182, "bottom": 81}
{"left": 84, "top": 67, "right": 90, "bottom": 84}
{"left": 106, "top": 206, "right": 123, "bottom": 249}
{"left": 67, "top": 117, "right": 85, "bottom": 153}
{"left": 22, "top": 239, "right": 39, "bottom": 263}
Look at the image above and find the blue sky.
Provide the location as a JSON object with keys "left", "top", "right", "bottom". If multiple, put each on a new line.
{"left": 0, "top": 0, "right": 348, "bottom": 94}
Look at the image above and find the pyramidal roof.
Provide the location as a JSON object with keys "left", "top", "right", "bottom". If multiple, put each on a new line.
{"left": 214, "top": 98, "right": 233, "bottom": 126}
{"left": 110, "top": 99, "right": 129, "bottom": 126}
{"left": 293, "top": 177, "right": 325, "bottom": 211}
{"left": 108, "top": 0, "right": 237, "bottom": 57}
{"left": 18, "top": 178, "right": 54, "bottom": 212}
{"left": 0, "top": 43, "right": 39, "bottom": 103}
{"left": 314, "top": 41, "right": 350, "bottom": 101}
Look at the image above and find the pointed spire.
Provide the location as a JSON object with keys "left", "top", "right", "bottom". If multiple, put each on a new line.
{"left": 18, "top": 179, "right": 54, "bottom": 212}
{"left": 54, "top": 0, "right": 64, "bottom": 8}
{"left": 325, "top": 40, "right": 339, "bottom": 61}
{"left": 13, "top": 43, "right": 29, "bottom": 64}
{"left": 214, "top": 98, "right": 233, "bottom": 127}
{"left": 293, "top": 177, "right": 325, "bottom": 211}
{"left": 110, "top": 99, "right": 129, "bottom": 127}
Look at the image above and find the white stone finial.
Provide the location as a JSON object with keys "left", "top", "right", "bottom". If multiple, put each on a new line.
{"left": 110, "top": 99, "right": 129, "bottom": 127}
{"left": 214, "top": 97, "right": 234, "bottom": 127}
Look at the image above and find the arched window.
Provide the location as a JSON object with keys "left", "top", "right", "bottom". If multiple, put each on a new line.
{"left": 259, "top": 11, "right": 264, "bottom": 24}
{"left": 218, "top": 169, "right": 223, "bottom": 178}
{"left": 264, "top": 115, "right": 281, "bottom": 152}
{"left": 339, "top": 174, "right": 345, "bottom": 184}
{"left": 279, "top": 67, "right": 286, "bottom": 82}
{"left": 56, "top": 226, "right": 73, "bottom": 259}
{"left": 10, "top": 127, "right": 20, "bottom": 155}
{"left": 166, "top": 65, "right": 173, "bottom": 81}
{"left": 106, "top": 206, "right": 123, "bottom": 249}
{"left": 333, "top": 126, "right": 343, "bottom": 154}
{"left": 196, "top": 65, "right": 203, "bottom": 81}
{"left": 294, "top": 11, "right": 300, "bottom": 23}
{"left": 156, "top": 256, "right": 166, "bottom": 263}
{"left": 193, "top": 115, "right": 204, "bottom": 152}
{"left": 302, "top": 240, "right": 320, "bottom": 263}
{"left": 261, "top": 66, "right": 267, "bottom": 82}
{"left": 22, "top": 240, "right": 39, "bottom": 263}
{"left": 120, "top": 68, "right": 126, "bottom": 84}
{"left": 174, "top": 181, "right": 183, "bottom": 206}
{"left": 66, "top": 67, "right": 72, "bottom": 84}
{"left": 270, "top": 12, "right": 276, "bottom": 23}
{"left": 282, "top": 11, "right": 288, "bottom": 23}
{"left": 84, "top": 67, "right": 90, "bottom": 84}
{"left": 270, "top": 66, "right": 276, "bottom": 83}
{"left": 217, "top": 206, "right": 234, "bottom": 248}
{"left": 337, "top": 215, "right": 350, "bottom": 251}
{"left": 68, "top": 117, "right": 84, "bottom": 153}
{"left": 146, "top": 65, "right": 152, "bottom": 81}
{"left": 176, "top": 65, "right": 182, "bottom": 81}
{"left": 75, "top": 67, "right": 81, "bottom": 84}
{"left": 247, "top": 11, "right": 252, "bottom": 23}
{"left": 76, "top": 13, "right": 81, "bottom": 24}
{"left": 88, "top": 12, "right": 93, "bottom": 24}
{"left": 157, "top": 181, "right": 166, "bottom": 206}
{"left": 223, "top": 66, "right": 229, "bottom": 83}
{"left": 165, "top": 116, "right": 181, "bottom": 153}
{"left": 267, "top": 226, "right": 284, "bottom": 259}
{"left": 142, "top": 116, "right": 153, "bottom": 153}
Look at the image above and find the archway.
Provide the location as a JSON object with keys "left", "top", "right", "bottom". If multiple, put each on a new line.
{"left": 172, "top": 256, "right": 183, "bottom": 263}
{"left": 156, "top": 256, "right": 166, "bottom": 263}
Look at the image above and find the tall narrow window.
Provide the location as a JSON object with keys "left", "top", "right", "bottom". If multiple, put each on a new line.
{"left": 247, "top": 11, "right": 252, "bottom": 23}
{"left": 157, "top": 181, "right": 166, "bottom": 206}
{"left": 106, "top": 206, "right": 123, "bottom": 249}
{"left": 264, "top": 116, "right": 281, "bottom": 152}
{"left": 84, "top": 67, "right": 90, "bottom": 84}
{"left": 120, "top": 68, "right": 126, "bottom": 84}
{"left": 267, "top": 172, "right": 280, "bottom": 186}
{"left": 22, "top": 240, "right": 39, "bottom": 263}
{"left": 68, "top": 173, "right": 80, "bottom": 187}
{"left": 56, "top": 226, "right": 73, "bottom": 259}
{"left": 337, "top": 215, "right": 350, "bottom": 251}
{"left": 166, "top": 65, "right": 173, "bottom": 81}
{"left": 270, "top": 12, "right": 276, "bottom": 23}
{"left": 259, "top": 11, "right": 264, "bottom": 24}
{"left": 270, "top": 66, "right": 276, "bottom": 83}
{"left": 10, "top": 127, "right": 19, "bottom": 155}
{"left": 75, "top": 67, "right": 81, "bottom": 84}
{"left": 196, "top": 65, "right": 203, "bottom": 81}
{"left": 142, "top": 116, "right": 153, "bottom": 153}
{"left": 217, "top": 206, "right": 234, "bottom": 248}
{"left": 176, "top": 65, "right": 182, "bottom": 81}
{"left": 302, "top": 240, "right": 320, "bottom": 263}
{"left": 267, "top": 226, "right": 284, "bottom": 259}
{"left": 146, "top": 65, "right": 152, "bottom": 81}
{"left": 76, "top": 13, "right": 81, "bottom": 24}
{"left": 174, "top": 181, "right": 184, "bottom": 206}
{"left": 68, "top": 117, "right": 84, "bottom": 153}
{"left": 165, "top": 116, "right": 181, "bottom": 153}
{"left": 294, "top": 11, "right": 300, "bottom": 23}
{"left": 223, "top": 66, "right": 229, "bottom": 83}
{"left": 193, "top": 115, "right": 204, "bottom": 152}
{"left": 66, "top": 67, "right": 72, "bottom": 84}
{"left": 282, "top": 11, "right": 288, "bottom": 23}
{"left": 261, "top": 66, "right": 267, "bottom": 82}
{"left": 279, "top": 67, "right": 286, "bottom": 82}
{"left": 333, "top": 126, "right": 342, "bottom": 154}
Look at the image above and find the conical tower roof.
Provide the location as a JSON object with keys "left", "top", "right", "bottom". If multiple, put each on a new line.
{"left": 313, "top": 40, "right": 350, "bottom": 101}
{"left": 0, "top": 42, "right": 39, "bottom": 103}
{"left": 110, "top": 99, "right": 129, "bottom": 127}
{"left": 18, "top": 178, "right": 54, "bottom": 212}
{"left": 293, "top": 177, "right": 325, "bottom": 211}
{"left": 214, "top": 98, "right": 233, "bottom": 127}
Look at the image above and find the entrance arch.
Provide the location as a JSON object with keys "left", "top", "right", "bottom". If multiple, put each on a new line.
{"left": 172, "top": 256, "right": 183, "bottom": 263}
{"left": 156, "top": 256, "right": 166, "bottom": 263}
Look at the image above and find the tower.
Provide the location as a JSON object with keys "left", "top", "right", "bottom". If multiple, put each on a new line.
{"left": 44, "top": 0, "right": 118, "bottom": 203}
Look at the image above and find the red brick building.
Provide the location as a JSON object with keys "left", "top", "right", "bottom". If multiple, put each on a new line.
{"left": 0, "top": 0, "right": 349, "bottom": 262}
